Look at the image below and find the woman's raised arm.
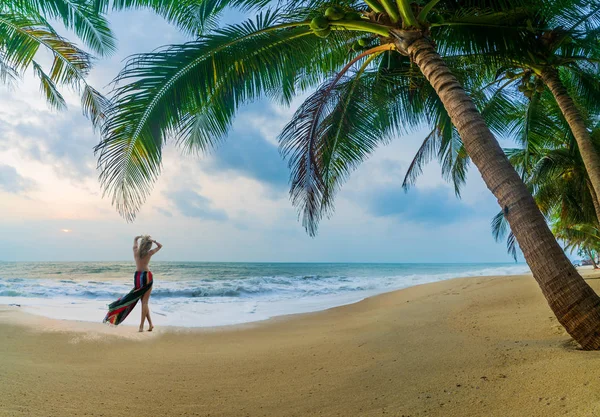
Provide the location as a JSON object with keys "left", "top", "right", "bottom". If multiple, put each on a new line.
{"left": 133, "top": 236, "right": 142, "bottom": 253}
{"left": 149, "top": 240, "right": 162, "bottom": 256}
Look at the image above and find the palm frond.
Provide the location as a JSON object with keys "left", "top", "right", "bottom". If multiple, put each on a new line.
{"left": 491, "top": 210, "right": 518, "bottom": 260}
{"left": 81, "top": 84, "right": 111, "bottom": 128}
{"left": 431, "top": 5, "right": 543, "bottom": 61}
{"left": 0, "top": 53, "right": 18, "bottom": 85}
{"left": 107, "top": 0, "right": 273, "bottom": 35}
{"left": 97, "top": 11, "right": 362, "bottom": 220}
{"left": 553, "top": 221, "right": 600, "bottom": 254}
{"left": 32, "top": 59, "right": 66, "bottom": 110}
{"left": 19, "top": 0, "right": 116, "bottom": 55}
{"left": 402, "top": 129, "right": 438, "bottom": 191}
{"left": 280, "top": 52, "right": 392, "bottom": 235}
{"left": 0, "top": 11, "right": 92, "bottom": 77}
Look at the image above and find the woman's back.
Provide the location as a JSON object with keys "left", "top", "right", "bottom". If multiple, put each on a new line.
{"left": 135, "top": 253, "right": 152, "bottom": 271}
{"left": 134, "top": 235, "right": 162, "bottom": 271}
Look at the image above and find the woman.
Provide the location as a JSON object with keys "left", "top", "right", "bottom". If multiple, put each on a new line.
{"left": 103, "top": 235, "right": 163, "bottom": 331}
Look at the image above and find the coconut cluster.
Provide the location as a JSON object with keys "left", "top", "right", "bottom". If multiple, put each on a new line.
{"left": 309, "top": 7, "right": 362, "bottom": 38}
{"left": 515, "top": 74, "right": 545, "bottom": 99}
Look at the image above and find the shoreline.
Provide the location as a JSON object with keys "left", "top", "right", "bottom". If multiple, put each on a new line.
{"left": 0, "top": 268, "right": 597, "bottom": 336}
{"left": 3, "top": 269, "right": 600, "bottom": 416}
{"left": 0, "top": 270, "right": 536, "bottom": 334}
{"left": 0, "top": 265, "right": 537, "bottom": 331}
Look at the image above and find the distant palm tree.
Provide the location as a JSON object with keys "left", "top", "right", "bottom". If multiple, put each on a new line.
{"left": 403, "top": 4, "right": 600, "bottom": 207}
{"left": 0, "top": 0, "right": 117, "bottom": 124}
{"left": 554, "top": 221, "right": 600, "bottom": 269}
{"left": 489, "top": 11, "right": 600, "bottom": 215}
{"left": 96, "top": 0, "right": 600, "bottom": 349}
{"left": 492, "top": 105, "right": 600, "bottom": 259}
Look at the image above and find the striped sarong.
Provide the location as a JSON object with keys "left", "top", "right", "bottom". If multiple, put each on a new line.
{"left": 103, "top": 271, "right": 153, "bottom": 325}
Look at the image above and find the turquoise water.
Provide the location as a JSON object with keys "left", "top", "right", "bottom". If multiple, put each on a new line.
{"left": 0, "top": 262, "right": 529, "bottom": 327}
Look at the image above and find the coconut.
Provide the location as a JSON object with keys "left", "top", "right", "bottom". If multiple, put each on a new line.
{"left": 314, "top": 27, "right": 332, "bottom": 38}
{"left": 325, "top": 7, "right": 345, "bottom": 21}
{"left": 310, "top": 16, "right": 329, "bottom": 31}
{"left": 358, "top": 38, "right": 370, "bottom": 47}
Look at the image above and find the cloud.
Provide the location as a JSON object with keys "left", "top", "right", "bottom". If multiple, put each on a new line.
{"left": 203, "top": 104, "right": 290, "bottom": 190}
{"left": 0, "top": 94, "right": 98, "bottom": 182}
{"left": 0, "top": 8, "right": 191, "bottom": 187}
{"left": 155, "top": 207, "right": 173, "bottom": 217}
{"left": 366, "top": 185, "right": 473, "bottom": 224}
{"left": 166, "top": 189, "right": 228, "bottom": 221}
{"left": 0, "top": 165, "right": 35, "bottom": 193}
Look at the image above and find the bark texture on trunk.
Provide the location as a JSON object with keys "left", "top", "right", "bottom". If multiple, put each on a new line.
{"left": 402, "top": 35, "right": 600, "bottom": 349}
{"left": 587, "top": 249, "right": 599, "bottom": 270}
{"left": 541, "top": 68, "right": 600, "bottom": 211}
{"left": 586, "top": 180, "right": 600, "bottom": 226}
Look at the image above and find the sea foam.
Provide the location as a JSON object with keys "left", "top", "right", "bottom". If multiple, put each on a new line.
{"left": 0, "top": 262, "right": 530, "bottom": 327}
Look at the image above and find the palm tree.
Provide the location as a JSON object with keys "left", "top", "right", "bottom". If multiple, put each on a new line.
{"left": 0, "top": 0, "right": 118, "bottom": 124}
{"left": 554, "top": 221, "right": 600, "bottom": 269}
{"left": 96, "top": 0, "right": 600, "bottom": 349}
{"left": 492, "top": 103, "right": 600, "bottom": 259}
{"left": 441, "top": 5, "right": 600, "bottom": 209}
{"left": 494, "top": 10, "right": 600, "bottom": 215}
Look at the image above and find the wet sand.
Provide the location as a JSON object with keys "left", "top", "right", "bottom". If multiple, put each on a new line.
{"left": 2, "top": 270, "right": 600, "bottom": 416}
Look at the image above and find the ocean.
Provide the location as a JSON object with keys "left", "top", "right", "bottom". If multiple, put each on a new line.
{"left": 0, "top": 262, "right": 530, "bottom": 327}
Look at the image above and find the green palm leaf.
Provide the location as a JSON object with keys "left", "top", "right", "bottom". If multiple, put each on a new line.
{"left": 14, "top": 0, "right": 116, "bottom": 55}
{"left": 0, "top": 3, "right": 111, "bottom": 124}
{"left": 97, "top": 11, "right": 361, "bottom": 220}
{"left": 280, "top": 56, "right": 389, "bottom": 235}
{"left": 32, "top": 59, "right": 66, "bottom": 110}
{"left": 106, "top": 0, "right": 274, "bottom": 35}
{"left": 491, "top": 210, "right": 518, "bottom": 260}
{"left": 0, "top": 53, "right": 18, "bottom": 84}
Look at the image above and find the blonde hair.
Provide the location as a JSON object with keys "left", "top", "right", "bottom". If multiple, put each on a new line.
{"left": 138, "top": 235, "right": 153, "bottom": 258}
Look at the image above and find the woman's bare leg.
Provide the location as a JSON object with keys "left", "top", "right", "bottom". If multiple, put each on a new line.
{"left": 142, "top": 288, "right": 153, "bottom": 331}
{"left": 139, "top": 302, "right": 146, "bottom": 332}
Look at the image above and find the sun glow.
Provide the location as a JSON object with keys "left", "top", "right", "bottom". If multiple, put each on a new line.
{"left": 61, "top": 229, "right": 72, "bottom": 233}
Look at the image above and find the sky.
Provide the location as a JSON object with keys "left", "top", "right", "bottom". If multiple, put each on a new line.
{"left": 0, "top": 8, "right": 527, "bottom": 263}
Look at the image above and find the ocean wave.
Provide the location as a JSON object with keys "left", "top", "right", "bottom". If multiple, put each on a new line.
{"left": 0, "top": 263, "right": 531, "bottom": 302}
{"left": 0, "top": 290, "right": 21, "bottom": 297}
{"left": 152, "top": 288, "right": 245, "bottom": 298}
{"left": 0, "top": 262, "right": 534, "bottom": 327}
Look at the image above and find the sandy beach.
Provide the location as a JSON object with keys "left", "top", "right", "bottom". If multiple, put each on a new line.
{"left": 2, "top": 270, "right": 600, "bottom": 417}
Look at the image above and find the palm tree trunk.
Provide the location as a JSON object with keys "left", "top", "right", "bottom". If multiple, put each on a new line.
{"left": 586, "top": 249, "right": 599, "bottom": 270}
{"left": 541, "top": 68, "right": 600, "bottom": 210}
{"left": 586, "top": 180, "right": 600, "bottom": 226}
{"left": 398, "top": 34, "right": 600, "bottom": 349}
